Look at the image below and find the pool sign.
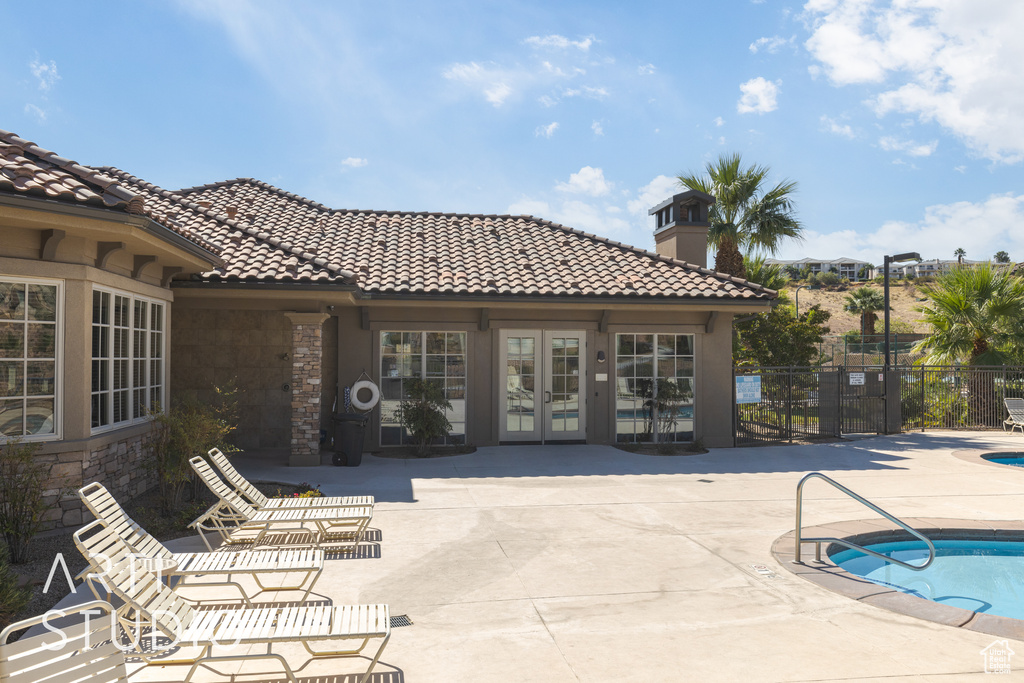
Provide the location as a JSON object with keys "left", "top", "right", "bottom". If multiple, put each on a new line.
{"left": 849, "top": 372, "right": 865, "bottom": 386}
{"left": 735, "top": 375, "right": 761, "bottom": 404}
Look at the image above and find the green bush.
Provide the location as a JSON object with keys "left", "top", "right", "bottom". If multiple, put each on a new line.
{"left": 0, "top": 545, "right": 30, "bottom": 631}
{"left": 0, "top": 440, "right": 50, "bottom": 564}
{"left": 396, "top": 378, "right": 452, "bottom": 456}
{"left": 148, "top": 385, "right": 238, "bottom": 515}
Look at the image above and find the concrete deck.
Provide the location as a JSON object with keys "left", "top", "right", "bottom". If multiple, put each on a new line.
{"left": 84, "top": 432, "right": 1024, "bottom": 680}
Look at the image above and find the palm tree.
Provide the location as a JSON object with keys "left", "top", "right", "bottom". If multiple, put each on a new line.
{"left": 743, "top": 255, "right": 789, "bottom": 295}
{"left": 915, "top": 264, "right": 1024, "bottom": 365}
{"left": 843, "top": 286, "right": 886, "bottom": 338}
{"left": 954, "top": 247, "right": 966, "bottom": 264}
{"left": 677, "top": 153, "right": 802, "bottom": 279}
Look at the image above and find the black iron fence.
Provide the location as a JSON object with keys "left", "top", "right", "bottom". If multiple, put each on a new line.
{"left": 734, "top": 365, "right": 1024, "bottom": 445}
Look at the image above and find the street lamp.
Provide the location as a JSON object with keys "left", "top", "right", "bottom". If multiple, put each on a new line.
{"left": 881, "top": 251, "right": 920, "bottom": 435}
{"left": 794, "top": 284, "right": 808, "bottom": 316}
{"left": 882, "top": 252, "right": 921, "bottom": 370}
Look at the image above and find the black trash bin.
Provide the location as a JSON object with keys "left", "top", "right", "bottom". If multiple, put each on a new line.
{"left": 332, "top": 412, "right": 369, "bottom": 466}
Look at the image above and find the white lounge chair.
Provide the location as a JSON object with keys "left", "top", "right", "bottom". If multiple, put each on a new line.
{"left": 1005, "top": 398, "right": 1024, "bottom": 434}
{"left": 86, "top": 556, "right": 390, "bottom": 683}
{"left": 1, "top": 600, "right": 129, "bottom": 683}
{"left": 189, "top": 456, "right": 373, "bottom": 551}
{"left": 208, "top": 447, "right": 374, "bottom": 510}
{"left": 78, "top": 482, "right": 324, "bottom": 601}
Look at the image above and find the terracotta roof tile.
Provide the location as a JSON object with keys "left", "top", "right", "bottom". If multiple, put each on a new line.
{"left": 171, "top": 178, "right": 774, "bottom": 300}
{"left": 0, "top": 129, "right": 219, "bottom": 257}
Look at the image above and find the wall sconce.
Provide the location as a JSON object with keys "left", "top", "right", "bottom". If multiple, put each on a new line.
{"left": 596, "top": 350, "right": 606, "bottom": 363}
{"left": 279, "top": 352, "right": 290, "bottom": 361}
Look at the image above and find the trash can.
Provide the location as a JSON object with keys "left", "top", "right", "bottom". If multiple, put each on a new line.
{"left": 332, "top": 412, "right": 370, "bottom": 466}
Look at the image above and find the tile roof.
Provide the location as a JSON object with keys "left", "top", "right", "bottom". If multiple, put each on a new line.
{"left": 0, "top": 129, "right": 220, "bottom": 257}
{"left": 171, "top": 177, "right": 775, "bottom": 300}
{"left": 101, "top": 169, "right": 353, "bottom": 284}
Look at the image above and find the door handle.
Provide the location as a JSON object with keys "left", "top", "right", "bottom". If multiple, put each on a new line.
{"left": 545, "top": 391, "right": 552, "bottom": 404}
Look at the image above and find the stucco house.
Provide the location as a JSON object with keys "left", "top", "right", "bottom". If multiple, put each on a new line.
{"left": 1, "top": 129, "right": 775, "bottom": 528}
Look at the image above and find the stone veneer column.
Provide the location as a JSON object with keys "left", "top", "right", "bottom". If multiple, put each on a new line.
{"left": 284, "top": 312, "right": 330, "bottom": 467}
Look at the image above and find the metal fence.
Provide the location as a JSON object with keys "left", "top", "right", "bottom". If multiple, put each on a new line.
{"left": 816, "top": 334, "right": 928, "bottom": 367}
{"left": 734, "top": 364, "right": 1024, "bottom": 444}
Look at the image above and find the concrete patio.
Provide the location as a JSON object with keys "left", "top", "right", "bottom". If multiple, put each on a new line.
{"left": 113, "top": 432, "right": 1024, "bottom": 680}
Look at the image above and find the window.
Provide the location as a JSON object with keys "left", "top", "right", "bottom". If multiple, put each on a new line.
{"left": 0, "top": 279, "right": 60, "bottom": 439}
{"left": 380, "top": 331, "right": 466, "bottom": 446}
{"left": 615, "top": 333, "right": 694, "bottom": 443}
{"left": 91, "top": 288, "right": 164, "bottom": 430}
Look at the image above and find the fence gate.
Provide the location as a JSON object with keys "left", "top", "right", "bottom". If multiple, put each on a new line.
{"left": 837, "top": 367, "right": 886, "bottom": 434}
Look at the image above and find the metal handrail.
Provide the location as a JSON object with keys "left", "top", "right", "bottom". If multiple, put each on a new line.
{"left": 794, "top": 472, "right": 935, "bottom": 571}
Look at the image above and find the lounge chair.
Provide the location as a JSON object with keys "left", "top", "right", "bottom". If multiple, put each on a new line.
{"left": 208, "top": 447, "right": 374, "bottom": 510}
{"left": 1, "top": 600, "right": 129, "bottom": 683}
{"left": 1005, "top": 398, "right": 1024, "bottom": 434}
{"left": 85, "top": 556, "right": 390, "bottom": 683}
{"left": 189, "top": 456, "right": 373, "bottom": 551}
{"left": 78, "top": 482, "right": 323, "bottom": 600}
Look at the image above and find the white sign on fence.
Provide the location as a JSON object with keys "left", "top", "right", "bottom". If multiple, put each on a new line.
{"left": 736, "top": 375, "right": 761, "bottom": 404}
{"left": 849, "top": 372, "right": 865, "bottom": 386}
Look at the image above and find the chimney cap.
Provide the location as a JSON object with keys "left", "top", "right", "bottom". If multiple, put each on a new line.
{"left": 648, "top": 189, "right": 715, "bottom": 215}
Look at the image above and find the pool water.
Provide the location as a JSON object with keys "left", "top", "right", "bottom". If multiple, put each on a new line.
{"left": 832, "top": 539, "right": 1024, "bottom": 620}
{"left": 983, "top": 452, "right": 1024, "bottom": 467}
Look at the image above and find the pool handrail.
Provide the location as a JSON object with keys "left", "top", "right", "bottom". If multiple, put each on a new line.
{"left": 794, "top": 472, "right": 936, "bottom": 572}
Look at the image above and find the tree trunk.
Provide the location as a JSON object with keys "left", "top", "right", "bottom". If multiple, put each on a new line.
{"left": 714, "top": 237, "right": 746, "bottom": 279}
{"left": 864, "top": 312, "right": 876, "bottom": 337}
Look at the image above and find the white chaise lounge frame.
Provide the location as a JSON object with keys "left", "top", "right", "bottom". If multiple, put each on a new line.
{"left": 1, "top": 600, "right": 129, "bottom": 683}
{"left": 208, "top": 447, "right": 374, "bottom": 510}
{"left": 189, "top": 456, "right": 372, "bottom": 552}
{"left": 85, "top": 557, "right": 390, "bottom": 683}
{"left": 1005, "top": 397, "right": 1024, "bottom": 434}
{"left": 78, "top": 482, "right": 323, "bottom": 600}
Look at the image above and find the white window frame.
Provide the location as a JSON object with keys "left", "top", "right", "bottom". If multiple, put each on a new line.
{"left": 0, "top": 276, "right": 63, "bottom": 442}
{"left": 379, "top": 330, "right": 467, "bottom": 446}
{"left": 614, "top": 333, "right": 696, "bottom": 443}
{"left": 91, "top": 286, "right": 165, "bottom": 434}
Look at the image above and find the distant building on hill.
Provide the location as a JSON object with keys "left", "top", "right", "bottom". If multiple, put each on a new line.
{"left": 765, "top": 257, "right": 872, "bottom": 281}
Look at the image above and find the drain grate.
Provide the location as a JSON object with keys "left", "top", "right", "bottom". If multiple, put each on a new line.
{"left": 697, "top": 478, "right": 714, "bottom": 483}
{"left": 390, "top": 614, "right": 414, "bottom": 628}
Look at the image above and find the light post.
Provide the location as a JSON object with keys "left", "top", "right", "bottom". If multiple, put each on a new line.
{"left": 882, "top": 252, "right": 920, "bottom": 434}
{"left": 794, "top": 284, "right": 808, "bottom": 316}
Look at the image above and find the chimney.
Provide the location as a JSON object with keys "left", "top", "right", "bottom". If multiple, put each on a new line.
{"left": 649, "top": 190, "right": 715, "bottom": 268}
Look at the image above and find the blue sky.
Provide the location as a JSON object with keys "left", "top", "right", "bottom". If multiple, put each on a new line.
{"left": 3, "top": 0, "right": 1023, "bottom": 266}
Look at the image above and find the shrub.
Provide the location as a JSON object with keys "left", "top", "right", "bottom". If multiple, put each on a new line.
{"left": 0, "top": 545, "right": 30, "bottom": 630}
{"left": 396, "top": 378, "right": 452, "bottom": 456}
{"left": 148, "top": 386, "right": 238, "bottom": 515}
{"left": 274, "top": 483, "right": 323, "bottom": 499}
{"left": 817, "top": 271, "right": 842, "bottom": 286}
{"left": 0, "top": 439, "right": 50, "bottom": 564}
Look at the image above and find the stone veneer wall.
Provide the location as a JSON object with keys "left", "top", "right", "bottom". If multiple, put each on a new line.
{"left": 171, "top": 309, "right": 293, "bottom": 450}
{"left": 285, "top": 312, "right": 329, "bottom": 466}
{"left": 38, "top": 428, "right": 157, "bottom": 532}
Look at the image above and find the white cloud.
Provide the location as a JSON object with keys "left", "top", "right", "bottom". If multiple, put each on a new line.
{"left": 524, "top": 34, "right": 594, "bottom": 51}
{"left": 23, "top": 103, "right": 46, "bottom": 122}
{"left": 820, "top": 114, "right": 854, "bottom": 138}
{"left": 29, "top": 58, "right": 59, "bottom": 91}
{"left": 713, "top": 116, "right": 724, "bottom": 127}
{"left": 749, "top": 35, "right": 792, "bottom": 53}
{"left": 556, "top": 166, "right": 612, "bottom": 196}
{"left": 507, "top": 198, "right": 552, "bottom": 217}
{"left": 803, "top": 0, "right": 1024, "bottom": 162}
{"left": 442, "top": 62, "right": 514, "bottom": 107}
{"left": 637, "top": 63, "right": 656, "bottom": 75}
{"left": 774, "top": 193, "right": 1024, "bottom": 263}
{"left": 879, "top": 136, "right": 938, "bottom": 157}
{"left": 627, "top": 175, "right": 679, "bottom": 217}
{"left": 737, "top": 77, "right": 780, "bottom": 114}
{"left": 562, "top": 85, "right": 609, "bottom": 99}
{"left": 591, "top": 120, "right": 604, "bottom": 136}
{"left": 535, "top": 121, "right": 559, "bottom": 138}
{"left": 954, "top": 165, "right": 967, "bottom": 173}
{"left": 341, "top": 157, "right": 368, "bottom": 168}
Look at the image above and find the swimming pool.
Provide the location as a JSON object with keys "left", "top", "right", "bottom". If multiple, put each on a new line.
{"left": 982, "top": 452, "right": 1024, "bottom": 467}
{"left": 832, "top": 539, "right": 1024, "bottom": 620}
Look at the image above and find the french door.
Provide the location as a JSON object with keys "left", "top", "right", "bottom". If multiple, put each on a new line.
{"left": 500, "top": 330, "right": 586, "bottom": 442}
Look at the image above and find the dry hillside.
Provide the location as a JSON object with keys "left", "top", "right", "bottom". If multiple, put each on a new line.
{"left": 783, "top": 282, "right": 929, "bottom": 336}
